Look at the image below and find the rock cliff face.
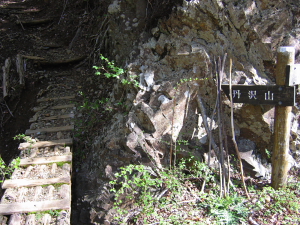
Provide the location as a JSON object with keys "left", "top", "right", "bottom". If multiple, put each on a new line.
{"left": 75, "top": 0, "right": 300, "bottom": 223}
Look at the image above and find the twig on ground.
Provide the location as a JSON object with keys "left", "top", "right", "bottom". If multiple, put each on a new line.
{"left": 156, "top": 188, "right": 168, "bottom": 200}
{"left": 58, "top": 0, "right": 68, "bottom": 25}
{"left": 15, "top": 15, "right": 25, "bottom": 30}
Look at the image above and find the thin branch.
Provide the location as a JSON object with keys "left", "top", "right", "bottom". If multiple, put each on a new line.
{"left": 196, "top": 93, "right": 220, "bottom": 193}
{"left": 4, "top": 101, "right": 14, "bottom": 117}
{"left": 196, "top": 94, "right": 220, "bottom": 160}
{"left": 216, "top": 54, "right": 228, "bottom": 196}
{"left": 208, "top": 94, "right": 218, "bottom": 166}
{"left": 170, "top": 87, "right": 177, "bottom": 169}
{"left": 229, "top": 58, "right": 250, "bottom": 199}
{"left": 15, "top": 15, "right": 25, "bottom": 30}
{"left": 58, "top": 0, "right": 68, "bottom": 25}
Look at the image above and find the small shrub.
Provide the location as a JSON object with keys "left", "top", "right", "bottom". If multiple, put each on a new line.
{"left": 0, "top": 157, "right": 20, "bottom": 182}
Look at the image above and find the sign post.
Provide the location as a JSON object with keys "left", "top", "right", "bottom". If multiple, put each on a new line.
{"left": 271, "top": 47, "right": 295, "bottom": 189}
{"left": 221, "top": 85, "right": 295, "bottom": 106}
{"left": 221, "top": 46, "right": 297, "bottom": 189}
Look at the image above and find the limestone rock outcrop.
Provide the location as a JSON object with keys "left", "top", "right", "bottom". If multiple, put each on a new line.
{"left": 76, "top": 1, "right": 300, "bottom": 223}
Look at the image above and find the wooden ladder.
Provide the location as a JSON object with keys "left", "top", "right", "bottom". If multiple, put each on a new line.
{"left": 0, "top": 91, "right": 76, "bottom": 224}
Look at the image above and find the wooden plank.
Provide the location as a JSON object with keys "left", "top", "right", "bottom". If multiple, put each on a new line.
{"left": 12, "top": 8, "right": 41, "bottom": 14}
{"left": 39, "top": 55, "right": 86, "bottom": 66}
{"left": 25, "top": 125, "right": 74, "bottom": 135}
{"left": 2, "top": 58, "right": 11, "bottom": 98}
{"left": 37, "top": 95, "right": 75, "bottom": 103}
{"left": 0, "top": 199, "right": 70, "bottom": 215}
{"left": 30, "top": 113, "right": 74, "bottom": 122}
{"left": 20, "top": 155, "right": 72, "bottom": 166}
{"left": 33, "top": 104, "right": 75, "bottom": 112}
{"left": 16, "top": 54, "right": 24, "bottom": 85}
{"left": 21, "top": 55, "right": 45, "bottom": 60}
{"left": 51, "top": 104, "right": 75, "bottom": 109}
{"left": 17, "top": 18, "right": 53, "bottom": 26}
{"left": 2, "top": 177, "right": 70, "bottom": 189}
{"left": 0, "top": 5, "right": 27, "bottom": 9}
{"left": 33, "top": 106, "right": 46, "bottom": 112}
{"left": 18, "top": 138, "right": 73, "bottom": 149}
{"left": 221, "top": 84, "right": 295, "bottom": 106}
{"left": 41, "top": 113, "right": 74, "bottom": 121}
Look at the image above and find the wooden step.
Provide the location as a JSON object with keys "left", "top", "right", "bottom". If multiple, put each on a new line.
{"left": 18, "top": 138, "right": 73, "bottom": 150}
{"left": 25, "top": 125, "right": 74, "bottom": 135}
{"left": 2, "top": 177, "right": 70, "bottom": 189}
{"left": 33, "top": 104, "right": 75, "bottom": 112}
{"left": 0, "top": 5, "right": 27, "bottom": 9}
{"left": 37, "top": 95, "right": 75, "bottom": 103}
{"left": 0, "top": 199, "right": 70, "bottom": 215}
{"left": 29, "top": 113, "right": 74, "bottom": 122}
{"left": 20, "top": 155, "right": 72, "bottom": 166}
{"left": 41, "top": 113, "right": 74, "bottom": 120}
{"left": 51, "top": 104, "right": 75, "bottom": 110}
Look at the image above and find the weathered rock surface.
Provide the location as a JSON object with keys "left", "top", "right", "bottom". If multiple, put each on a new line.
{"left": 74, "top": 1, "right": 300, "bottom": 224}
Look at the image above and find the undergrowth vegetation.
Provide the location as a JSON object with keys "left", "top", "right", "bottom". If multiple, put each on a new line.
{"left": 0, "top": 156, "right": 20, "bottom": 183}
{"left": 109, "top": 159, "right": 300, "bottom": 224}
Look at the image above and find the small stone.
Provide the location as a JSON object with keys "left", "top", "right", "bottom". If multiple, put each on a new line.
{"left": 151, "top": 27, "right": 160, "bottom": 37}
{"left": 30, "top": 123, "right": 36, "bottom": 130}
{"left": 54, "top": 145, "right": 59, "bottom": 152}
{"left": 152, "top": 85, "right": 161, "bottom": 92}
{"left": 64, "top": 146, "right": 71, "bottom": 153}
{"left": 57, "top": 131, "right": 63, "bottom": 139}
{"left": 290, "top": 141, "right": 297, "bottom": 152}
